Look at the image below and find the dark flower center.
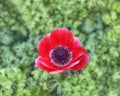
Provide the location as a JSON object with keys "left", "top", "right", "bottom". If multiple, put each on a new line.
{"left": 50, "top": 46, "right": 72, "bottom": 66}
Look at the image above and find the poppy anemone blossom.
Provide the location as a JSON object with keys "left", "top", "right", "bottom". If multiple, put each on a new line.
{"left": 35, "top": 28, "right": 89, "bottom": 74}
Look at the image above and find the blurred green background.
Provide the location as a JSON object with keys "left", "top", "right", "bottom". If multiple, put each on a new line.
{"left": 0, "top": 0, "right": 120, "bottom": 96}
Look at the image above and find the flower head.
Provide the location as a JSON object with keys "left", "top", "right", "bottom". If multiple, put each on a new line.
{"left": 35, "top": 28, "right": 89, "bottom": 74}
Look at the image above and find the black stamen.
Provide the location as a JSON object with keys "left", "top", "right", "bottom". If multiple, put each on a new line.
{"left": 50, "top": 45, "right": 72, "bottom": 66}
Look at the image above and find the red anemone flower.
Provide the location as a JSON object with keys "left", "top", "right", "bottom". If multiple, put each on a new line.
{"left": 35, "top": 28, "right": 89, "bottom": 74}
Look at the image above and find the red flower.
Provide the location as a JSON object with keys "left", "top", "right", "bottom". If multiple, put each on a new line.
{"left": 35, "top": 28, "right": 89, "bottom": 74}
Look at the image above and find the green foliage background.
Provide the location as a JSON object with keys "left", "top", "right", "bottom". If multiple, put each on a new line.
{"left": 0, "top": 0, "right": 120, "bottom": 96}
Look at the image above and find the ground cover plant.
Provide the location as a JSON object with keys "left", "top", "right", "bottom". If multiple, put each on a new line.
{"left": 0, "top": 0, "right": 120, "bottom": 96}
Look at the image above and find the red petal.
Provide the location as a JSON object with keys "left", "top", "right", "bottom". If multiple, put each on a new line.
{"left": 49, "top": 70, "right": 65, "bottom": 74}
{"left": 50, "top": 28, "right": 74, "bottom": 48}
{"left": 72, "top": 47, "right": 88, "bottom": 60}
{"left": 72, "top": 37, "right": 81, "bottom": 48}
{"left": 38, "top": 34, "right": 52, "bottom": 59}
{"left": 35, "top": 57, "right": 53, "bottom": 72}
{"left": 71, "top": 47, "right": 89, "bottom": 70}
{"left": 61, "top": 47, "right": 84, "bottom": 70}
{"left": 35, "top": 56, "right": 65, "bottom": 70}
{"left": 59, "top": 47, "right": 85, "bottom": 70}
{"left": 35, "top": 57, "right": 65, "bottom": 74}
